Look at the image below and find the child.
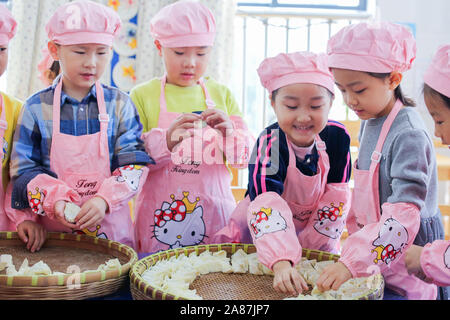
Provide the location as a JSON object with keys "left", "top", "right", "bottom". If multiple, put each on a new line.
{"left": 130, "top": 1, "right": 253, "bottom": 253}
{"left": 316, "top": 22, "right": 447, "bottom": 300}
{"left": 37, "top": 47, "right": 60, "bottom": 87}
{"left": 6, "top": 0, "right": 153, "bottom": 250}
{"left": 226, "top": 51, "right": 352, "bottom": 296}
{"left": 404, "top": 44, "right": 450, "bottom": 288}
{"left": 0, "top": 4, "right": 26, "bottom": 233}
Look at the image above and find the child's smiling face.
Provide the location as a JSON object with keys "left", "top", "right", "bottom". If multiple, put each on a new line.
{"left": 158, "top": 43, "right": 212, "bottom": 87}
{"left": 50, "top": 42, "right": 111, "bottom": 100}
{"left": 271, "top": 83, "right": 333, "bottom": 147}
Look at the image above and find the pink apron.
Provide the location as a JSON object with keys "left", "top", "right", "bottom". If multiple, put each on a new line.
{"left": 134, "top": 76, "right": 236, "bottom": 253}
{"left": 38, "top": 79, "right": 134, "bottom": 247}
{"left": 0, "top": 94, "right": 14, "bottom": 231}
{"left": 346, "top": 99, "right": 437, "bottom": 299}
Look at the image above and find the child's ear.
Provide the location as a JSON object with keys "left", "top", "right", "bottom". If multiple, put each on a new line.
{"left": 154, "top": 40, "right": 162, "bottom": 56}
{"left": 47, "top": 41, "right": 59, "bottom": 61}
{"left": 389, "top": 71, "right": 403, "bottom": 90}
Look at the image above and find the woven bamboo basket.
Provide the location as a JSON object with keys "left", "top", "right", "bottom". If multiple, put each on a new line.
{"left": 130, "top": 243, "right": 385, "bottom": 300}
{"left": 0, "top": 231, "right": 137, "bottom": 300}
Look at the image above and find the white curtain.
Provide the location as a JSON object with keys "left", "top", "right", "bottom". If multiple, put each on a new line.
{"left": 6, "top": 0, "right": 237, "bottom": 101}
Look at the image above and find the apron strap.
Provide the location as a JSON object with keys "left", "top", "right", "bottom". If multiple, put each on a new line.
{"left": 95, "top": 82, "right": 109, "bottom": 158}
{"left": 52, "top": 78, "right": 109, "bottom": 158}
{"left": 52, "top": 78, "right": 63, "bottom": 134}
{"left": 369, "top": 99, "right": 403, "bottom": 171}
{"left": 159, "top": 74, "right": 168, "bottom": 113}
{"left": 198, "top": 77, "right": 216, "bottom": 109}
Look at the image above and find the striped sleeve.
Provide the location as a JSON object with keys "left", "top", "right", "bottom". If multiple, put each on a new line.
{"left": 319, "top": 120, "right": 352, "bottom": 183}
{"left": 247, "top": 124, "right": 289, "bottom": 201}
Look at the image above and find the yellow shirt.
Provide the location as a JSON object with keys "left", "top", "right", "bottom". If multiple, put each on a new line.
{"left": 1, "top": 92, "right": 22, "bottom": 189}
{"left": 130, "top": 77, "right": 243, "bottom": 132}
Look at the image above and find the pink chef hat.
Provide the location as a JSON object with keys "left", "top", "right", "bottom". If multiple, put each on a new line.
{"left": 45, "top": 0, "right": 121, "bottom": 46}
{"left": 0, "top": 3, "right": 17, "bottom": 46}
{"left": 423, "top": 45, "right": 450, "bottom": 98}
{"left": 257, "top": 52, "right": 335, "bottom": 95}
{"left": 327, "top": 22, "right": 416, "bottom": 73}
{"left": 150, "top": 1, "right": 216, "bottom": 48}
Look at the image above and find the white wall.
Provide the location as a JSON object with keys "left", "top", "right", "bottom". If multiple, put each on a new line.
{"left": 376, "top": 0, "right": 450, "bottom": 204}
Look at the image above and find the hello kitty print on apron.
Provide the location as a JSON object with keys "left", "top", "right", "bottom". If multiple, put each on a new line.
{"left": 313, "top": 202, "right": 346, "bottom": 239}
{"left": 152, "top": 191, "right": 206, "bottom": 250}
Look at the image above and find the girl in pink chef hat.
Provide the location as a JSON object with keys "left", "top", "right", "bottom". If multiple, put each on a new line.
{"left": 7, "top": 0, "right": 154, "bottom": 251}
{"left": 129, "top": 1, "right": 254, "bottom": 254}
{"left": 0, "top": 4, "right": 27, "bottom": 235}
{"left": 316, "top": 22, "right": 447, "bottom": 300}
{"left": 215, "top": 51, "right": 352, "bottom": 296}
{"left": 404, "top": 44, "right": 450, "bottom": 290}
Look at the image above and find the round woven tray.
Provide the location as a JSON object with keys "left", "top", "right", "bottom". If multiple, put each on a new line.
{"left": 0, "top": 231, "right": 137, "bottom": 300}
{"left": 130, "top": 243, "right": 385, "bottom": 300}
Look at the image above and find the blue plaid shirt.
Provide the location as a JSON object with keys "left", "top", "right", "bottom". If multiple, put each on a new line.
{"left": 10, "top": 76, "right": 154, "bottom": 209}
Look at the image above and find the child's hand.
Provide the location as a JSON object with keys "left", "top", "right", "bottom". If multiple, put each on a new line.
{"left": 75, "top": 197, "right": 108, "bottom": 230}
{"left": 404, "top": 245, "right": 431, "bottom": 282}
{"left": 272, "top": 260, "right": 309, "bottom": 296}
{"left": 315, "top": 262, "right": 352, "bottom": 292}
{"left": 166, "top": 113, "right": 202, "bottom": 152}
{"left": 17, "top": 220, "right": 47, "bottom": 253}
{"left": 202, "top": 109, "right": 234, "bottom": 137}
{"left": 54, "top": 200, "right": 79, "bottom": 229}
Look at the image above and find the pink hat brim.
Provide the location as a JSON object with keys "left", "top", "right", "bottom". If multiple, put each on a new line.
{"left": 52, "top": 32, "right": 115, "bottom": 46}
{"left": 0, "top": 34, "right": 10, "bottom": 46}
{"left": 157, "top": 33, "right": 215, "bottom": 48}
{"left": 266, "top": 72, "right": 335, "bottom": 96}
{"left": 329, "top": 53, "right": 404, "bottom": 73}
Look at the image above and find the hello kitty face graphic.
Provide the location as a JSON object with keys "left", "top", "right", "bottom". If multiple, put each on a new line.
{"left": 371, "top": 218, "right": 408, "bottom": 265}
{"left": 249, "top": 207, "right": 287, "bottom": 239}
{"left": 152, "top": 192, "right": 206, "bottom": 250}
{"left": 313, "top": 202, "right": 345, "bottom": 239}
{"left": 114, "top": 165, "right": 144, "bottom": 191}
{"left": 444, "top": 245, "right": 450, "bottom": 269}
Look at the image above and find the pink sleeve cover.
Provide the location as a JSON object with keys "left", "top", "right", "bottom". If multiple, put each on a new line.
{"left": 421, "top": 240, "right": 450, "bottom": 287}
{"left": 339, "top": 202, "right": 421, "bottom": 278}
{"left": 247, "top": 191, "right": 302, "bottom": 270}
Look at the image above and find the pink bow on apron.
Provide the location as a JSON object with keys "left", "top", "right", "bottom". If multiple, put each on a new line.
{"left": 0, "top": 94, "right": 14, "bottom": 231}
{"left": 38, "top": 79, "right": 135, "bottom": 247}
{"left": 134, "top": 75, "right": 236, "bottom": 253}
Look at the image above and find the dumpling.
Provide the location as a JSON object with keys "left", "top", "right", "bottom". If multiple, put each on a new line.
{"left": 230, "top": 249, "right": 248, "bottom": 273}
{"left": 247, "top": 253, "right": 264, "bottom": 275}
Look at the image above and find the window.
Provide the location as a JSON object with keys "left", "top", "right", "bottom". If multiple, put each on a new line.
{"left": 238, "top": 0, "right": 368, "bottom": 11}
